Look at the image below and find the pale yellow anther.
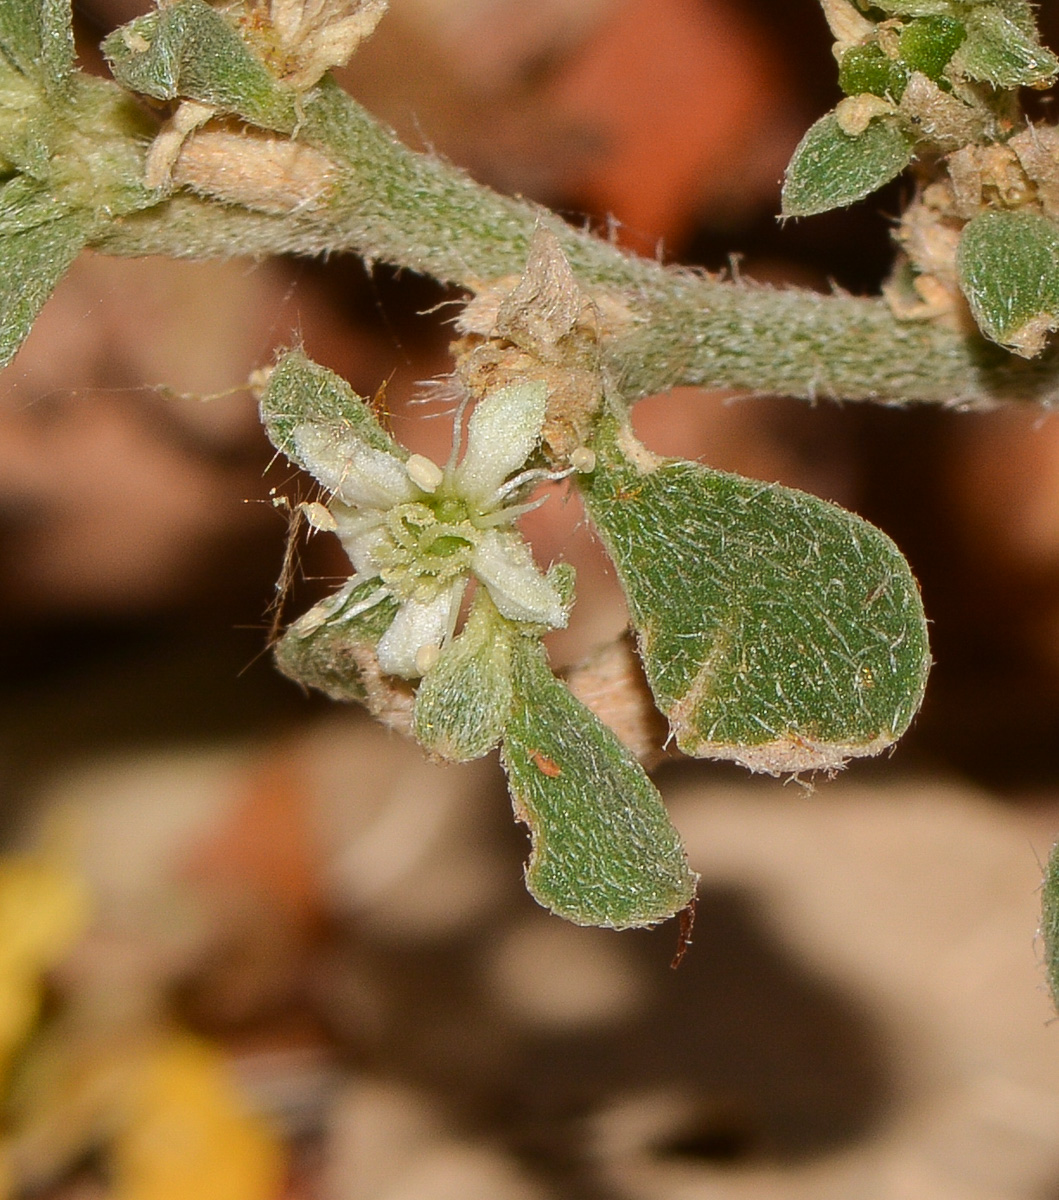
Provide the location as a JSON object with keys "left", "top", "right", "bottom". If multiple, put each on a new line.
{"left": 569, "top": 447, "right": 596, "bottom": 473}
{"left": 299, "top": 501, "right": 338, "bottom": 532}
{"left": 415, "top": 643, "right": 441, "bottom": 674}
{"left": 406, "top": 453, "right": 444, "bottom": 493}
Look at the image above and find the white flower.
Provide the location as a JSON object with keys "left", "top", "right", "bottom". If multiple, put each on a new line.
{"left": 289, "top": 381, "right": 569, "bottom": 678}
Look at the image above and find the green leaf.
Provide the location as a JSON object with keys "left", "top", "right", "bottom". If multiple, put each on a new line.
{"left": 898, "top": 15, "right": 965, "bottom": 81}
{"left": 0, "top": 196, "right": 90, "bottom": 369}
{"left": 501, "top": 636, "right": 697, "bottom": 929}
{"left": 102, "top": 0, "right": 296, "bottom": 131}
{"left": 580, "top": 423, "right": 931, "bottom": 774}
{"left": 0, "top": 0, "right": 74, "bottom": 92}
{"left": 413, "top": 591, "right": 514, "bottom": 761}
{"left": 274, "top": 579, "right": 398, "bottom": 704}
{"left": 781, "top": 111, "right": 915, "bottom": 218}
{"left": 956, "top": 210, "right": 1059, "bottom": 357}
{"left": 954, "top": 5, "right": 1058, "bottom": 88}
{"left": 259, "top": 349, "right": 404, "bottom": 470}
{"left": 839, "top": 44, "right": 909, "bottom": 100}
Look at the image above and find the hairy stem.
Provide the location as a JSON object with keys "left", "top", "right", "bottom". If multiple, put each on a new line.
{"left": 92, "top": 82, "right": 1059, "bottom": 407}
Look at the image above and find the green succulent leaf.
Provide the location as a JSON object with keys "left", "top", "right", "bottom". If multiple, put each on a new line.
{"left": 0, "top": 180, "right": 91, "bottom": 369}
{"left": 258, "top": 348, "right": 405, "bottom": 469}
{"left": 956, "top": 209, "right": 1059, "bottom": 357}
{"left": 953, "top": 5, "right": 1058, "bottom": 88}
{"left": 898, "top": 15, "right": 966, "bottom": 80}
{"left": 0, "top": 0, "right": 74, "bottom": 93}
{"left": 781, "top": 111, "right": 915, "bottom": 218}
{"left": 580, "top": 422, "right": 930, "bottom": 774}
{"left": 501, "top": 636, "right": 697, "bottom": 929}
{"left": 102, "top": 0, "right": 296, "bottom": 131}
{"left": 839, "top": 44, "right": 909, "bottom": 100}
{"left": 273, "top": 579, "right": 399, "bottom": 704}
{"left": 413, "top": 590, "right": 515, "bottom": 762}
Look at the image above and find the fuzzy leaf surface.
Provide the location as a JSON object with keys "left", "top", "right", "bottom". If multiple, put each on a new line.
{"left": 0, "top": 198, "right": 90, "bottom": 368}
{"left": 580, "top": 425, "right": 930, "bottom": 774}
{"left": 956, "top": 209, "right": 1059, "bottom": 357}
{"left": 259, "top": 349, "right": 404, "bottom": 469}
{"left": 501, "top": 637, "right": 696, "bottom": 929}
{"left": 782, "top": 112, "right": 915, "bottom": 218}
{"left": 274, "top": 580, "right": 398, "bottom": 703}
{"left": 954, "top": 5, "right": 1058, "bottom": 88}
{"left": 413, "top": 592, "right": 514, "bottom": 761}
{"left": 103, "top": 1, "right": 296, "bottom": 131}
{"left": 0, "top": 0, "right": 74, "bottom": 92}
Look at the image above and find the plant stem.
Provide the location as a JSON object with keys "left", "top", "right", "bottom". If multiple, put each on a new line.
{"left": 92, "top": 82, "right": 1059, "bottom": 408}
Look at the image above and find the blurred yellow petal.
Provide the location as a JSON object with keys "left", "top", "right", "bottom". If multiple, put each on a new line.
{"left": 113, "top": 1035, "right": 285, "bottom": 1200}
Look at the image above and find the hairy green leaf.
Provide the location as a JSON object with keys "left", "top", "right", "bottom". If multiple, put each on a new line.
{"left": 580, "top": 423, "right": 930, "bottom": 774}
{"left": 0, "top": 196, "right": 90, "bottom": 369}
{"left": 259, "top": 349, "right": 404, "bottom": 468}
{"left": 839, "top": 45, "right": 909, "bottom": 100}
{"left": 898, "top": 16, "right": 966, "bottom": 80}
{"left": 782, "top": 111, "right": 915, "bottom": 219}
{"left": 274, "top": 579, "right": 398, "bottom": 704}
{"left": 103, "top": 0, "right": 296, "bottom": 131}
{"left": 413, "top": 591, "right": 514, "bottom": 761}
{"left": 954, "top": 5, "right": 1058, "bottom": 88}
{"left": 0, "top": 0, "right": 74, "bottom": 92}
{"left": 501, "top": 636, "right": 697, "bottom": 929}
{"left": 956, "top": 210, "right": 1059, "bottom": 357}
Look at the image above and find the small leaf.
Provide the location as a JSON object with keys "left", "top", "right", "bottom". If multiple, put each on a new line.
{"left": 898, "top": 15, "right": 965, "bottom": 81}
{"left": 838, "top": 44, "right": 909, "bottom": 100}
{"left": 413, "top": 591, "right": 514, "bottom": 761}
{"left": 0, "top": 203, "right": 90, "bottom": 369}
{"left": 274, "top": 579, "right": 398, "bottom": 703}
{"left": 501, "top": 636, "right": 697, "bottom": 929}
{"left": 954, "top": 5, "right": 1058, "bottom": 89}
{"left": 0, "top": 0, "right": 74, "bottom": 92}
{"left": 259, "top": 349, "right": 404, "bottom": 469}
{"left": 102, "top": 0, "right": 296, "bottom": 131}
{"left": 781, "top": 111, "right": 915, "bottom": 218}
{"left": 956, "top": 209, "right": 1059, "bottom": 357}
{"left": 580, "top": 422, "right": 931, "bottom": 774}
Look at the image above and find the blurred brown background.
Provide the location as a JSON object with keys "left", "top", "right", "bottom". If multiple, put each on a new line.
{"left": 3, "top": 1, "right": 1059, "bottom": 1196}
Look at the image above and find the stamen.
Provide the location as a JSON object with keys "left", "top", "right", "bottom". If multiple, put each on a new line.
{"left": 476, "top": 493, "right": 551, "bottom": 526}
{"left": 569, "top": 447, "right": 596, "bottom": 473}
{"left": 415, "top": 643, "right": 441, "bottom": 673}
{"left": 494, "top": 465, "right": 575, "bottom": 503}
{"left": 406, "top": 453, "right": 444, "bottom": 493}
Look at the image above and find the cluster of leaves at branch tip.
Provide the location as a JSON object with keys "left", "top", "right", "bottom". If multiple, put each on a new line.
{"left": 785, "top": 0, "right": 1059, "bottom": 357}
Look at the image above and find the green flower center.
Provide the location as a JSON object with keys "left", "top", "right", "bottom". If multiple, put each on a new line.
{"left": 373, "top": 500, "right": 478, "bottom": 601}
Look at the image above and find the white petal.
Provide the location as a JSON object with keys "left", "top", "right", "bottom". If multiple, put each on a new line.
{"left": 375, "top": 580, "right": 466, "bottom": 679}
{"left": 330, "top": 506, "right": 389, "bottom": 574}
{"left": 471, "top": 529, "right": 566, "bottom": 628}
{"left": 455, "top": 381, "right": 547, "bottom": 510}
{"left": 293, "top": 423, "right": 417, "bottom": 508}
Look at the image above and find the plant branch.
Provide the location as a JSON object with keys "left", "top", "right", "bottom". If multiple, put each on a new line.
{"left": 91, "top": 81, "right": 1059, "bottom": 408}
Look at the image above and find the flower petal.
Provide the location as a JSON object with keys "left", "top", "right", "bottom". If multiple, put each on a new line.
{"left": 375, "top": 580, "right": 467, "bottom": 678}
{"left": 472, "top": 529, "right": 567, "bottom": 627}
{"left": 455, "top": 382, "right": 547, "bottom": 511}
{"left": 293, "top": 423, "right": 417, "bottom": 509}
